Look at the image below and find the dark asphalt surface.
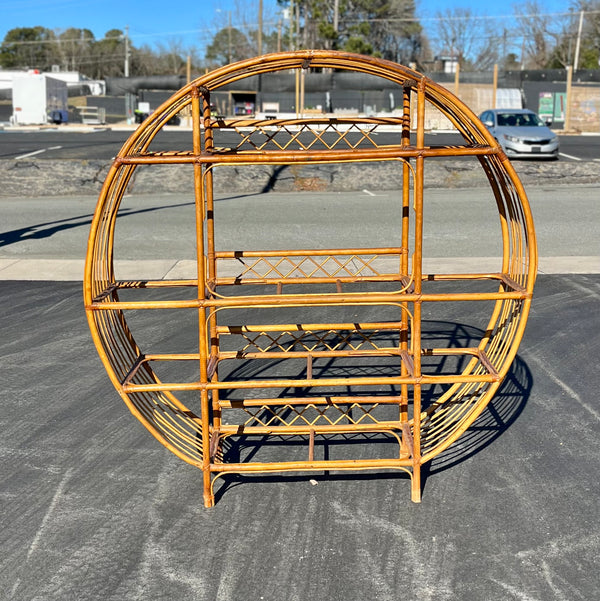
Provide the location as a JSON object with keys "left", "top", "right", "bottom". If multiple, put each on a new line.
{"left": 1, "top": 128, "right": 599, "bottom": 161}
{"left": 2, "top": 275, "right": 600, "bottom": 600}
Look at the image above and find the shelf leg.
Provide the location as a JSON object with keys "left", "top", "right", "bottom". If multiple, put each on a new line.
{"left": 411, "top": 463, "right": 422, "bottom": 503}
{"left": 203, "top": 469, "right": 215, "bottom": 508}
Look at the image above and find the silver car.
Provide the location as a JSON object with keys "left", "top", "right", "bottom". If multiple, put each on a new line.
{"left": 479, "top": 109, "right": 559, "bottom": 159}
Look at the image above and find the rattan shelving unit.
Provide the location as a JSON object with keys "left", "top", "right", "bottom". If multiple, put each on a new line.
{"left": 84, "top": 51, "right": 536, "bottom": 506}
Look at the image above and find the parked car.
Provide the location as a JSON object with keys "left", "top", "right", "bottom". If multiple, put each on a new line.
{"left": 479, "top": 109, "right": 559, "bottom": 159}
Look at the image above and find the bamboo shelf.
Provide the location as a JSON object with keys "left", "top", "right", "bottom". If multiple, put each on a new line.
{"left": 84, "top": 51, "right": 537, "bottom": 506}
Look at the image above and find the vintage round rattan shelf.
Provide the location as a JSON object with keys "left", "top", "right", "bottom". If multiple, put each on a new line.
{"left": 84, "top": 51, "right": 537, "bottom": 507}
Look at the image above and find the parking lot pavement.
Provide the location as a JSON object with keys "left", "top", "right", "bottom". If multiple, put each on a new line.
{"left": 2, "top": 275, "right": 600, "bottom": 601}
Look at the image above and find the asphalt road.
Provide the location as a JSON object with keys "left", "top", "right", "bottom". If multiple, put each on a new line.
{"left": 1, "top": 128, "right": 600, "bottom": 162}
{"left": 2, "top": 274, "right": 600, "bottom": 600}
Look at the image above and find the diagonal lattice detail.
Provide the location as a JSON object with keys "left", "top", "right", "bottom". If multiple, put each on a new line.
{"left": 234, "top": 254, "right": 397, "bottom": 280}
{"left": 237, "top": 327, "right": 398, "bottom": 354}
{"left": 225, "top": 121, "right": 387, "bottom": 152}
{"left": 235, "top": 402, "right": 384, "bottom": 428}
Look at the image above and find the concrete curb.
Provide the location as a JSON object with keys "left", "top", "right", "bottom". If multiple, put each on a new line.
{"left": 2, "top": 256, "right": 598, "bottom": 281}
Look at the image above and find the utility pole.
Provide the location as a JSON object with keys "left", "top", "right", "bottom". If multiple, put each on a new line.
{"left": 258, "top": 0, "right": 263, "bottom": 55}
{"left": 574, "top": 10, "right": 584, "bottom": 72}
{"left": 334, "top": 0, "right": 339, "bottom": 35}
{"left": 78, "top": 29, "right": 84, "bottom": 72}
{"left": 520, "top": 37, "right": 526, "bottom": 70}
{"left": 295, "top": 1, "right": 300, "bottom": 48}
{"left": 277, "top": 19, "right": 282, "bottom": 52}
{"left": 228, "top": 11, "right": 232, "bottom": 63}
{"left": 124, "top": 25, "right": 130, "bottom": 77}
{"left": 123, "top": 25, "right": 133, "bottom": 124}
{"left": 565, "top": 65, "right": 573, "bottom": 130}
{"left": 492, "top": 64, "right": 498, "bottom": 109}
{"left": 289, "top": 0, "right": 294, "bottom": 51}
{"left": 454, "top": 62, "right": 460, "bottom": 97}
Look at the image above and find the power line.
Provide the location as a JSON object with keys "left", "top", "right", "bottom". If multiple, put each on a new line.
{"left": 341, "top": 10, "right": 600, "bottom": 24}
{"left": 3, "top": 10, "right": 596, "bottom": 47}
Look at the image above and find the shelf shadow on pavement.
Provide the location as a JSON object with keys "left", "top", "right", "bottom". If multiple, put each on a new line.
{"left": 210, "top": 320, "right": 532, "bottom": 503}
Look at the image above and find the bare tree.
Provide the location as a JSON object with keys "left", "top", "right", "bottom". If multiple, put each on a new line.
{"left": 208, "top": 0, "right": 278, "bottom": 57}
{"left": 513, "top": 0, "right": 557, "bottom": 68}
{"left": 153, "top": 39, "right": 189, "bottom": 75}
{"left": 546, "top": 0, "right": 600, "bottom": 68}
{"left": 433, "top": 8, "right": 500, "bottom": 70}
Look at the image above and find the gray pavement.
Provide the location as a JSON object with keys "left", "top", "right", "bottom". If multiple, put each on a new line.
{"left": 0, "top": 186, "right": 599, "bottom": 280}
{"left": 1, "top": 184, "right": 600, "bottom": 599}
{"left": 2, "top": 275, "right": 600, "bottom": 600}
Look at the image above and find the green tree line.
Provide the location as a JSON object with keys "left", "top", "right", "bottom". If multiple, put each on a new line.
{"left": 0, "top": 27, "right": 202, "bottom": 78}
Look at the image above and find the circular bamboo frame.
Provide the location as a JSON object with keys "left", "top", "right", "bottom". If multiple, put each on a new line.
{"left": 84, "top": 51, "right": 536, "bottom": 506}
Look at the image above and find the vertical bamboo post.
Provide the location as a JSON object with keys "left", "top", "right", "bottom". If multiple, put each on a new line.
{"left": 411, "top": 78, "right": 427, "bottom": 502}
{"left": 200, "top": 89, "right": 222, "bottom": 437}
{"left": 399, "top": 81, "right": 413, "bottom": 427}
{"left": 192, "top": 86, "right": 213, "bottom": 507}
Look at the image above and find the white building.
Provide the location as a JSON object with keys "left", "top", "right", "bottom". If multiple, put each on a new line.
{"left": 0, "top": 69, "right": 105, "bottom": 97}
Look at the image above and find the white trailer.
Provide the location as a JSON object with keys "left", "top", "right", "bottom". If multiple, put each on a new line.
{"left": 11, "top": 74, "right": 68, "bottom": 125}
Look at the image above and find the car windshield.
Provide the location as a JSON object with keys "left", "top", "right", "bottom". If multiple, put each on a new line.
{"left": 497, "top": 112, "right": 544, "bottom": 127}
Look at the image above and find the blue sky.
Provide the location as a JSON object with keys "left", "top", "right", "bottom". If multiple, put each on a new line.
{"left": 1, "top": 0, "right": 574, "bottom": 54}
